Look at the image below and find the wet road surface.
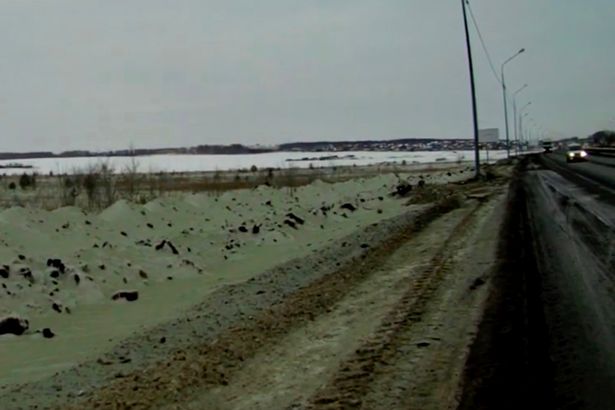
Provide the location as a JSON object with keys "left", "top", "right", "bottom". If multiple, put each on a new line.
{"left": 460, "top": 154, "right": 615, "bottom": 410}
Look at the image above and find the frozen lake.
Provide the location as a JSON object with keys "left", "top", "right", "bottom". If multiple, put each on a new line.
{"left": 0, "top": 150, "right": 508, "bottom": 175}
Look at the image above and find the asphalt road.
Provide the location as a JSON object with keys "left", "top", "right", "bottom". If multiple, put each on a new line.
{"left": 525, "top": 159, "right": 615, "bottom": 409}
{"left": 528, "top": 153, "right": 615, "bottom": 409}
{"left": 542, "top": 151, "right": 615, "bottom": 191}
{"left": 459, "top": 154, "right": 615, "bottom": 410}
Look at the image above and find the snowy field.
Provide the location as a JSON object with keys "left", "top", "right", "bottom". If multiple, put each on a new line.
{"left": 0, "top": 150, "right": 508, "bottom": 175}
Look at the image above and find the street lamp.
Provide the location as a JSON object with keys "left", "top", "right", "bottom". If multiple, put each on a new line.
{"left": 519, "top": 105, "right": 531, "bottom": 146}
{"left": 512, "top": 84, "right": 528, "bottom": 154}
{"left": 501, "top": 48, "right": 525, "bottom": 157}
{"left": 528, "top": 118, "right": 538, "bottom": 147}
{"left": 535, "top": 124, "right": 543, "bottom": 147}
{"left": 525, "top": 117, "right": 536, "bottom": 147}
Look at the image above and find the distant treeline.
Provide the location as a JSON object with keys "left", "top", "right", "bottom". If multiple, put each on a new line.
{"left": 0, "top": 145, "right": 274, "bottom": 161}
{"left": 278, "top": 138, "right": 453, "bottom": 151}
{"left": 589, "top": 130, "right": 615, "bottom": 147}
{"left": 0, "top": 152, "right": 56, "bottom": 160}
{"left": 0, "top": 138, "right": 484, "bottom": 161}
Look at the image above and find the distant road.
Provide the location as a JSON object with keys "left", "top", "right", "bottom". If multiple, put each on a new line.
{"left": 541, "top": 151, "right": 615, "bottom": 192}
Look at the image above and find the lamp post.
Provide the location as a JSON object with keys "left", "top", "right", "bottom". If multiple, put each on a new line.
{"left": 461, "top": 0, "right": 480, "bottom": 178}
{"left": 528, "top": 118, "right": 538, "bottom": 148}
{"left": 501, "top": 48, "right": 525, "bottom": 158}
{"left": 512, "top": 84, "right": 528, "bottom": 155}
{"left": 531, "top": 121, "right": 542, "bottom": 148}
{"left": 520, "top": 108, "right": 530, "bottom": 146}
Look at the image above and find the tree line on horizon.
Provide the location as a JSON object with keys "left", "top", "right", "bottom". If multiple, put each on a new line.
{"left": 588, "top": 130, "right": 615, "bottom": 147}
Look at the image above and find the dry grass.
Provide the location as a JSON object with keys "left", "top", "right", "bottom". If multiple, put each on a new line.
{"left": 0, "top": 162, "right": 470, "bottom": 211}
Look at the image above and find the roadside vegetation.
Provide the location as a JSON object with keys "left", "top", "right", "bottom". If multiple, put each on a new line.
{"left": 589, "top": 129, "right": 615, "bottom": 147}
{"left": 0, "top": 161, "right": 460, "bottom": 211}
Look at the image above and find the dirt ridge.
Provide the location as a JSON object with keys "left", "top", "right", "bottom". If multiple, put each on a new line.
{"left": 64, "top": 197, "right": 466, "bottom": 409}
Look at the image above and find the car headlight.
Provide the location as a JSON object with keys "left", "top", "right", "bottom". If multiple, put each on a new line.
{"left": 568, "top": 152, "right": 574, "bottom": 157}
{"left": 580, "top": 151, "right": 587, "bottom": 157}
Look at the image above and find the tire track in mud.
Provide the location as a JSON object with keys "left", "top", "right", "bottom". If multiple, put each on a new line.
{"left": 303, "top": 193, "right": 502, "bottom": 409}
{"left": 360, "top": 195, "right": 504, "bottom": 410}
{"left": 169, "top": 201, "right": 490, "bottom": 410}
{"left": 64, "top": 197, "right": 466, "bottom": 410}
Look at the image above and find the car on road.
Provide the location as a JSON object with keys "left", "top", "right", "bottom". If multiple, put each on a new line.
{"left": 541, "top": 139, "right": 553, "bottom": 153}
{"left": 566, "top": 143, "right": 588, "bottom": 162}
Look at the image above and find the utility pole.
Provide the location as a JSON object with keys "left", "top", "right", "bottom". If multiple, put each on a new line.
{"left": 501, "top": 49, "right": 525, "bottom": 158}
{"left": 519, "top": 102, "right": 532, "bottom": 148}
{"left": 513, "top": 101, "right": 518, "bottom": 155}
{"left": 520, "top": 111, "right": 530, "bottom": 147}
{"left": 461, "top": 0, "right": 480, "bottom": 178}
{"left": 513, "top": 84, "right": 528, "bottom": 156}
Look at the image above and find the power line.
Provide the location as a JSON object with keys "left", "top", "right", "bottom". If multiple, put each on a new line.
{"left": 465, "top": 1, "right": 502, "bottom": 86}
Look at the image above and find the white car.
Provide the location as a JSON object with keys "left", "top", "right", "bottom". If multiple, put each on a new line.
{"left": 566, "top": 143, "right": 588, "bottom": 162}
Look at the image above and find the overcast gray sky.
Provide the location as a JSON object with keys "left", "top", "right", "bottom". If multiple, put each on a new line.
{"left": 1, "top": 0, "right": 614, "bottom": 152}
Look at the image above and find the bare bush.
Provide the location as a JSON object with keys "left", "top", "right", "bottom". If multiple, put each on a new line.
{"left": 74, "top": 161, "right": 117, "bottom": 210}
{"left": 156, "top": 172, "right": 169, "bottom": 197}
{"left": 279, "top": 168, "right": 298, "bottom": 196}
{"left": 82, "top": 165, "right": 101, "bottom": 208}
{"left": 59, "top": 174, "right": 80, "bottom": 207}
{"left": 144, "top": 167, "right": 161, "bottom": 200}
{"left": 99, "top": 161, "right": 116, "bottom": 208}
{"left": 19, "top": 173, "right": 34, "bottom": 190}
{"left": 120, "top": 145, "right": 140, "bottom": 201}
